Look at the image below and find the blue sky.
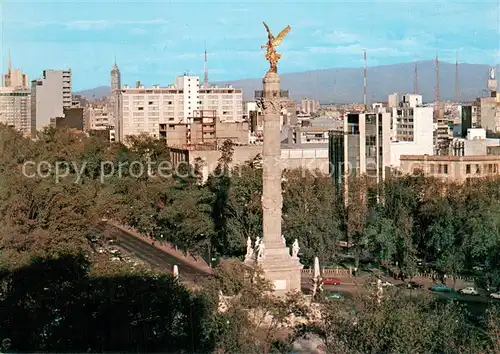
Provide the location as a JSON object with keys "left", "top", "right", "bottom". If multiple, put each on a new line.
{"left": 1, "top": 0, "right": 499, "bottom": 91}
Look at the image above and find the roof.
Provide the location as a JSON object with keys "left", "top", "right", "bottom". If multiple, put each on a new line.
{"left": 400, "top": 155, "right": 500, "bottom": 162}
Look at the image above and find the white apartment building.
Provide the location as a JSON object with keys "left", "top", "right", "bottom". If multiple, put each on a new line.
{"left": 0, "top": 87, "right": 31, "bottom": 134}
{"left": 389, "top": 95, "right": 434, "bottom": 167}
{"left": 120, "top": 74, "right": 243, "bottom": 141}
{"left": 88, "top": 103, "right": 112, "bottom": 130}
{"left": 31, "top": 69, "right": 72, "bottom": 136}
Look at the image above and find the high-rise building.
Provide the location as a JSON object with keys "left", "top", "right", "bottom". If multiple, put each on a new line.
{"left": 2, "top": 54, "right": 29, "bottom": 88}
{"left": 0, "top": 54, "right": 31, "bottom": 134}
{"left": 301, "top": 98, "right": 320, "bottom": 115}
{"left": 119, "top": 74, "right": 243, "bottom": 141}
{"left": 30, "top": 69, "right": 72, "bottom": 137}
{"left": 328, "top": 111, "right": 391, "bottom": 191}
{"left": 109, "top": 60, "right": 121, "bottom": 141}
{"left": 388, "top": 93, "right": 399, "bottom": 108}
{"left": 0, "top": 87, "right": 31, "bottom": 134}
{"left": 389, "top": 99, "right": 434, "bottom": 167}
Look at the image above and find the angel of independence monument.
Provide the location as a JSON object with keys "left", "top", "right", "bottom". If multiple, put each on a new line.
{"left": 244, "top": 22, "right": 303, "bottom": 297}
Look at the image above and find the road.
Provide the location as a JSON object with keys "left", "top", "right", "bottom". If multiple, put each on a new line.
{"left": 92, "top": 222, "right": 210, "bottom": 284}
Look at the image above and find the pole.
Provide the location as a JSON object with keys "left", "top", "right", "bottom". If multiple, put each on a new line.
{"left": 363, "top": 50, "right": 367, "bottom": 111}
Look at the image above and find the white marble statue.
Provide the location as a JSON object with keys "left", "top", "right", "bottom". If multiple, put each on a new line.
{"left": 257, "top": 241, "right": 265, "bottom": 259}
{"left": 255, "top": 236, "right": 261, "bottom": 249}
{"left": 246, "top": 236, "right": 253, "bottom": 257}
{"left": 292, "top": 239, "right": 299, "bottom": 257}
{"left": 282, "top": 234, "right": 286, "bottom": 244}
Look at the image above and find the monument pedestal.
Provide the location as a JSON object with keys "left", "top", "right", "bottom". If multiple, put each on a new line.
{"left": 245, "top": 246, "right": 303, "bottom": 297}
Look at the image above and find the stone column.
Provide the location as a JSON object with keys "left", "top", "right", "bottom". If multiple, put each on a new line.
{"left": 245, "top": 71, "right": 303, "bottom": 297}
{"left": 262, "top": 72, "right": 283, "bottom": 249}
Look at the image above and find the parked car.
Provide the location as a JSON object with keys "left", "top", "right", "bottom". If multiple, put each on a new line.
{"left": 490, "top": 292, "right": 500, "bottom": 300}
{"left": 430, "top": 284, "right": 453, "bottom": 292}
{"left": 458, "top": 287, "right": 479, "bottom": 296}
{"left": 323, "top": 278, "right": 341, "bottom": 285}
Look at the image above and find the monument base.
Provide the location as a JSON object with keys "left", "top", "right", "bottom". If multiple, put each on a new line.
{"left": 245, "top": 246, "right": 303, "bottom": 297}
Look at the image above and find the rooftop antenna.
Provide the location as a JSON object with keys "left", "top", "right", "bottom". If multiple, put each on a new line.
{"left": 414, "top": 62, "right": 418, "bottom": 95}
{"left": 8, "top": 49, "right": 11, "bottom": 73}
{"left": 204, "top": 42, "right": 209, "bottom": 88}
{"left": 455, "top": 52, "right": 459, "bottom": 103}
{"left": 363, "top": 49, "right": 367, "bottom": 110}
{"left": 434, "top": 54, "right": 440, "bottom": 122}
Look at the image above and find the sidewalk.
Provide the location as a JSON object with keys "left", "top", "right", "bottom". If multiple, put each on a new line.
{"left": 109, "top": 221, "right": 213, "bottom": 274}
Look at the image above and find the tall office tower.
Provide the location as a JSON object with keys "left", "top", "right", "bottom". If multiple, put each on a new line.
{"left": 329, "top": 111, "right": 391, "bottom": 191}
{"left": 0, "top": 53, "right": 31, "bottom": 134}
{"left": 0, "top": 87, "right": 31, "bottom": 134}
{"left": 2, "top": 53, "right": 29, "bottom": 88}
{"left": 31, "top": 69, "right": 72, "bottom": 137}
{"left": 110, "top": 59, "right": 121, "bottom": 141}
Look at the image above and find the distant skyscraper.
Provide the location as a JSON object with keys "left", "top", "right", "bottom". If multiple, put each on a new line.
{"left": 31, "top": 69, "right": 72, "bottom": 137}
{"left": 110, "top": 59, "right": 121, "bottom": 142}
{"left": 2, "top": 53, "right": 29, "bottom": 88}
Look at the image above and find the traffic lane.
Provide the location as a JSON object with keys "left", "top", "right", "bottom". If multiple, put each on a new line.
{"left": 114, "top": 228, "right": 207, "bottom": 277}
{"left": 93, "top": 224, "right": 209, "bottom": 281}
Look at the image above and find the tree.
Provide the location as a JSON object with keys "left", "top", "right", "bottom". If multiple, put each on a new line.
{"left": 282, "top": 169, "right": 342, "bottom": 266}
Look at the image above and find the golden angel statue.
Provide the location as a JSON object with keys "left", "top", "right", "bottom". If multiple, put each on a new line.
{"left": 261, "top": 22, "right": 291, "bottom": 73}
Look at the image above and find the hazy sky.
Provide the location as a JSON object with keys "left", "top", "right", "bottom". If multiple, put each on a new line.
{"left": 2, "top": 0, "right": 499, "bottom": 91}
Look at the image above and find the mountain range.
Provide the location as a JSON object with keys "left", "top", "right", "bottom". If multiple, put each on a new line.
{"left": 75, "top": 60, "right": 499, "bottom": 104}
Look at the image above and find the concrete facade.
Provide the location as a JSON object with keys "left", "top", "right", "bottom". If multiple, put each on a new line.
{"left": 390, "top": 106, "right": 434, "bottom": 167}
{"left": 120, "top": 76, "right": 243, "bottom": 141}
{"left": 51, "top": 107, "right": 84, "bottom": 131}
{"left": 160, "top": 110, "right": 249, "bottom": 147}
{"left": 30, "top": 69, "right": 72, "bottom": 137}
{"left": 400, "top": 154, "right": 500, "bottom": 183}
{"left": 0, "top": 87, "right": 31, "bottom": 135}
{"left": 479, "top": 94, "right": 500, "bottom": 132}
{"left": 88, "top": 101, "right": 112, "bottom": 131}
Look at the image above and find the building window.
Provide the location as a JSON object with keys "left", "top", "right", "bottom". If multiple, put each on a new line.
{"left": 475, "top": 164, "right": 481, "bottom": 174}
{"left": 148, "top": 101, "right": 153, "bottom": 105}
{"left": 466, "top": 164, "right": 471, "bottom": 174}
{"left": 138, "top": 107, "right": 144, "bottom": 111}
{"left": 437, "top": 164, "right": 442, "bottom": 174}
{"left": 443, "top": 164, "right": 448, "bottom": 174}
{"left": 488, "top": 164, "right": 493, "bottom": 173}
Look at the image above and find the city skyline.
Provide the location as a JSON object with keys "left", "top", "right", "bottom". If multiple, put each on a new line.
{"left": 1, "top": 0, "right": 499, "bottom": 91}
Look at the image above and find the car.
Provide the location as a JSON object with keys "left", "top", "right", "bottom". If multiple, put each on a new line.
{"left": 490, "top": 292, "right": 500, "bottom": 300}
{"left": 407, "top": 281, "right": 423, "bottom": 289}
{"left": 430, "top": 284, "right": 453, "bottom": 292}
{"left": 325, "top": 292, "right": 344, "bottom": 300}
{"left": 323, "top": 278, "right": 341, "bottom": 285}
{"left": 370, "top": 279, "right": 394, "bottom": 287}
{"left": 458, "top": 287, "right": 479, "bottom": 296}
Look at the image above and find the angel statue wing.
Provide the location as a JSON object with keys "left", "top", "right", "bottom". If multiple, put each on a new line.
{"left": 271, "top": 25, "right": 291, "bottom": 47}
{"left": 261, "top": 22, "right": 273, "bottom": 49}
